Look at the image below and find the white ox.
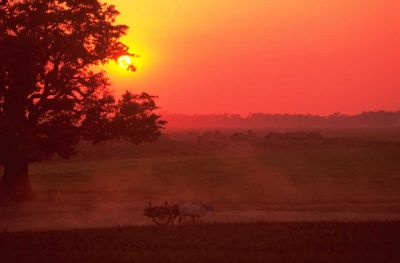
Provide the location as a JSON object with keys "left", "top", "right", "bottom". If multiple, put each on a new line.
{"left": 176, "top": 202, "right": 214, "bottom": 224}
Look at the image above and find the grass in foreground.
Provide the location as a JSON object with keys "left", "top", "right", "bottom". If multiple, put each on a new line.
{"left": 0, "top": 222, "right": 399, "bottom": 263}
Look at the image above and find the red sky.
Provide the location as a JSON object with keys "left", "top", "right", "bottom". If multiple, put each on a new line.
{"left": 104, "top": 0, "right": 400, "bottom": 115}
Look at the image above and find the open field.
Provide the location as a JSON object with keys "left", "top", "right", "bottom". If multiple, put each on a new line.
{"left": 1, "top": 222, "right": 400, "bottom": 263}
{"left": 1, "top": 128, "right": 400, "bottom": 231}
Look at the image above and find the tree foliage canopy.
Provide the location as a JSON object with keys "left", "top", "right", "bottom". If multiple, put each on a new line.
{"left": 0, "top": 0, "right": 166, "bottom": 163}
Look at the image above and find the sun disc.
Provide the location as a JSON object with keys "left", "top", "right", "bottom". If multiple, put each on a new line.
{"left": 117, "top": 55, "right": 132, "bottom": 69}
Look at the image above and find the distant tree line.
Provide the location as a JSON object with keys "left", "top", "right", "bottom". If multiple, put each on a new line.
{"left": 166, "top": 111, "right": 400, "bottom": 128}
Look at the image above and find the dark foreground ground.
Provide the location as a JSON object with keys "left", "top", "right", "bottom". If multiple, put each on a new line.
{"left": 1, "top": 222, "right": 399, "bottom": 263}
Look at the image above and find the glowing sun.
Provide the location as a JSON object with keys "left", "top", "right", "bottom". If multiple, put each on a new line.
{"left": 117, "top": 55, "right": 132, "bottom": 70}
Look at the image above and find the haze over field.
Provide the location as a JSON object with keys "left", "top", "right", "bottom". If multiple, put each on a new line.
{"left": 1, "top": 129, "right": 400, "bottom": 231}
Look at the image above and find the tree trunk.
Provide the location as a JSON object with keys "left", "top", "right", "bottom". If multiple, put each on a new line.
{"left": 0, "top": 93, "right": 33, "bottom": 204}
{"left": 1, "top": 75, "right": 33, "bottom": 204}
{"left": 0, "top": 156, "right": 33, "bottom": 204}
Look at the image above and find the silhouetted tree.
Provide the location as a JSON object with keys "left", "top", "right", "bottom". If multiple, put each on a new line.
{"left": 0, "top": 0, "right": 166, "bottom": 202}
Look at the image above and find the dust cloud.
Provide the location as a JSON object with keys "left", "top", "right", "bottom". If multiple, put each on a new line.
{"left": 1, "top": 130, "right": 400, "bottom": 231}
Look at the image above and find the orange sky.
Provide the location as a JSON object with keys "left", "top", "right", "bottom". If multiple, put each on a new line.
{"left": 104, "top": 0, "right": 400, "bottom": 115}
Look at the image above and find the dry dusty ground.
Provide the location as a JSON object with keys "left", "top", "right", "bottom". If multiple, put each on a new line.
{"left": 1, "top": 200, "right": 400, "bottom": 232}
